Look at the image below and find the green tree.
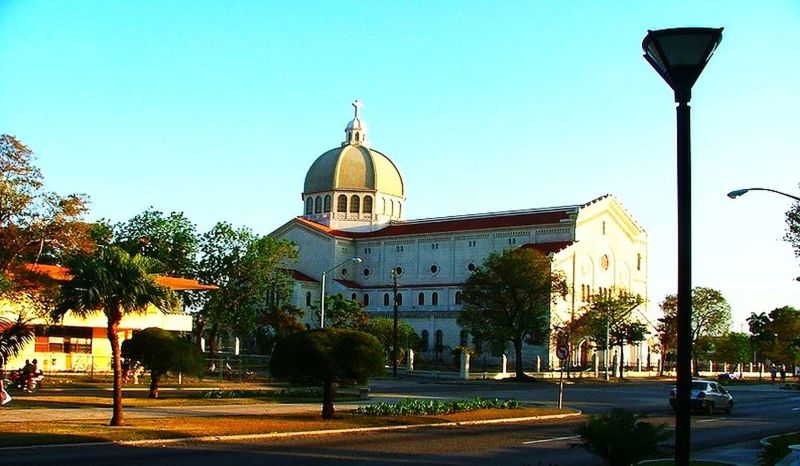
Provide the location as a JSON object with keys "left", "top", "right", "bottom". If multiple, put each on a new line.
{"left": 122, "top": 327, "right": 205, "bottom": 399}
{"left": 195, "top": 223, "right": 296, "bottom": 355}
{"left": 709, "top": 332, "right": 751, "bottom": 367}
{"left": 747, "top": 311, "right": 774, "bottom": 365}
{"left": 361, "top": 317, "right": 419, "bottom": 366}
{"left": 255, "top": 302, "right": 305, "bottom": 354}
{"left": 785, "top": 186, "right": 800, "bottom": 272}
{"left": 113, "top": 209, "right": 198, "bottom": 277}
{"left": 317, "top": 293, "right": 367, "bottom": 329}
{"left": 571, "top": 289, "right": 644, "bottom": 379}
{"left": 52, "top": 246, "right": 177, "bottom": 426}
{"left": 269, "top": 329, "right": 384, "bottom": 419}
{"left": 656, "top": 295, "right": 678, "bottom": 375}
{"left": 0, "top": 135, "right": 92, "bottom": 296}
{"left": 457, "top": 248, "right": 567, "bottom": 379}
{"left": 660, "top": 287, "right": 732, "bottom": 376}
{"left": 761, "top": 306, "right": 800, "bottom": 366}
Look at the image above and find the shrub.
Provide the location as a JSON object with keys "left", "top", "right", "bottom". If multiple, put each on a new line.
{"left": 355, "top": 397, "right": 521, "bottom": 416}
{"left": 759, "top": 432, "right": 800, "bottom": 466}
{"left": 577, "top": 408, "right": 671, "bottom": 466}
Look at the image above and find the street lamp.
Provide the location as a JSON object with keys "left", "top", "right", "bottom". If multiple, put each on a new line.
{"left": 643, "top": 26, "right": 723, "bottom": 466}
{"left": 391, "top": 267, "right": 401, "bottom": 378}
{"left": 728, "top": 188, "right": 800, "bottom": 202}
{"left": 320, "top": 257, "right": 362, "bottom": 328}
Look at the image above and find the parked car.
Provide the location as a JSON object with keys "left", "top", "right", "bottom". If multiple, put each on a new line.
{"left": 669, "top": 380, "right": 733, "bottom": 414}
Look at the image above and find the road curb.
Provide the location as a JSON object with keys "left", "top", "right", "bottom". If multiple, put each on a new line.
{"left": 0, "top": 411, "right": 583, "bottom": 451}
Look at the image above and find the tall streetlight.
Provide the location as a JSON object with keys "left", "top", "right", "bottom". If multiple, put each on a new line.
{"left": 391, "top": 267, "right": 400, "bottom": 378}
{"left": 643, "top": 27, "right": 723, "bottom": 466}
{"left": 320, "top": 257, "right": 362, "bottom": 328}
{"left": 728, "top": 188, "right": 800, "bottom": 202}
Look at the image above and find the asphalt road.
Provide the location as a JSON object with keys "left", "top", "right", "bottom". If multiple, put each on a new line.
{"left": 2, "top": 378, "right": 798, "bottom": 465}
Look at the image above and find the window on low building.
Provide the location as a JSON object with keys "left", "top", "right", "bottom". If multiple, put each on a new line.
{"left": 323, "top": 195, "right": 332, "bottom": 212}
{"left": 384, "top": 293, "right": 390, "bottom": 306}
{"left": 455, "top": 291, "right": 463, "bottom": 305}
{"left": 314, "top": 196, "right": 322, "bottom": 213}
{"left": 363, "top": 196, "right": 373, "bottom": 214}
{"left": 431, "top": 292, "right": 439, "bottom": 306}
{"left": 350, "top": 195, "right": 360, "bottom": 213}
{"left": 306, "top": 291, "right": 312, "bottom": 307}
{"left": 337, "top": 194, "right": 347, "bottom": 212}
{"left": 305, "top": 198, "right": 313, "bottom": 215}
{"left": 420, "top": 330, "right": 430, "bottom": 352}
{"left": 363, "top": 294, "right": 369, "bottom": 306}
{"left": 418, "top": 292, "right": 425, "bottom": 306}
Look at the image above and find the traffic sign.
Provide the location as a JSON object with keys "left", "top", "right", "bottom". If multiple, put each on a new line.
{"left": 556, "top": 345, "right": 569, "bottom": 360}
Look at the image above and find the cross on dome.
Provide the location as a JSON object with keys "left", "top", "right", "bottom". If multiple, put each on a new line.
{"left": 352, "top": 99, "right": 362, "bottom": 118}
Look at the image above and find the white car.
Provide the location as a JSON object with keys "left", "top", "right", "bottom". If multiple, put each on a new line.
{"left": 669, "top": 380, "right": 734, "bottom": 415}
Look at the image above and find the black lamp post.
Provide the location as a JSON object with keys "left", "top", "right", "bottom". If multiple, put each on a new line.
{"left": 728, "top": 188, "right": 800, "bottom": 202}
{"left": 642, "top": 27, "right": 723, "bottom": 466}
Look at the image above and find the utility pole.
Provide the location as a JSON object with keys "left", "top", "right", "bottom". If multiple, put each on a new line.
{"left": 391, "top": 268, "right": 399, "bottom": 378}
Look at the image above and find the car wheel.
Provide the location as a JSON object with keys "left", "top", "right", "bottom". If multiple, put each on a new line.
{"left": 705, "top": 402, "right": 715, "bottom": 415}
{"left": 724, "top": 401, "right": 733, "bottom": 414}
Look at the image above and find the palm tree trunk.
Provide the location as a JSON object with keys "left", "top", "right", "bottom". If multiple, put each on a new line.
{"left": 149, "top": 371, "right": 161, "bottom": 399}
{"left": 321, "top": 379, "right": 336, "bottom": 419}
{"left": 107, "top": 318, "right": 124, "bottom": 426}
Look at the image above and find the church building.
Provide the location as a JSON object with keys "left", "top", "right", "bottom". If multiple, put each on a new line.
{"left": 269, "top": 102, "right": 649, "bottom": 370}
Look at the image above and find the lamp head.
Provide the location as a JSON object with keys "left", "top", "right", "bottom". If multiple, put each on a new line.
{"left": 642, "top": 27, "right": 723, "bottom": 102}
{"left": 727, "top": 189, "right": 749, "bottom": 199}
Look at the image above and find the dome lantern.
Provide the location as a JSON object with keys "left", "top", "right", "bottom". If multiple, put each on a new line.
{"left": 343, "top": 99, "right": 368, "bottom": 146}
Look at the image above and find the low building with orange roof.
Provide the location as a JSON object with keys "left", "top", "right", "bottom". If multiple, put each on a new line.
{"left": 1, "top": 264, "right": 216, "bottom": 372}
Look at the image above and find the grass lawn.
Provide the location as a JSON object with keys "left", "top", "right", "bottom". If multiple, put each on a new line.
{"left": 0, "top": 407, "right": 568, "bottom": 448}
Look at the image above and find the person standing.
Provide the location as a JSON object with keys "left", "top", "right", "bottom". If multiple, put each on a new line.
{"left": 780, "top": 364, "right": 787, "bottom": 383}
{"left": 770, "top": 363, "right": 777, "bottom": 383}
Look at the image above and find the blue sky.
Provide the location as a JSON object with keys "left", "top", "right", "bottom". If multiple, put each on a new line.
{"left": 1, "top": 1, "right": 798, "bottom": 328}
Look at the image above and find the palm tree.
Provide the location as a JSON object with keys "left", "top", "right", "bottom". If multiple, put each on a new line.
{"left": 0, "top": 316, "right": 35, "bottom": 368}
{"left": 53, "top": 246, "right": 176, "bottom": 426}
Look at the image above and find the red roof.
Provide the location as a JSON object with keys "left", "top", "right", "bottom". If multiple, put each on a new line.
{"left": 24, "top": 264, "right": 218, "bottom": 291}
{"left": 519, "top": 241, "right": 574, "bottom": 255}
{"left": 294, "top": 206, "right": 577, "bottom": 239}
{"left": 288, "top": 269, "right": 317, "bottom": 283}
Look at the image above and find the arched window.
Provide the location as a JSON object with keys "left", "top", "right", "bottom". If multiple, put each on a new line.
{"left": 363, "top": 196, "right": 373, "bottom": 214}
{"left": 418, "top": 292, "right": 425, "bottom": 306}
{"left": 305, "top": 198, "right": 313, "bottom": 215}
{"left": 350, "top": 195, "right": 360, "bottom": 213}
{"left": 363, "top": 294, "right": 369, "bottom": 306}
{"left": 398, "top": 202, "right": 402, "bottom": 218}
{"left": 455, "top": 291, "right": 463, "bottom": 305}
{"left": 420, "top": 330, "right": 430, "bottom": 352}
{"left": 435, "top": 330, "right": 444, "bottom": 351}
{"left": 395, "top": 293, "right": 403, "bottom": 306}
{"left": 351, "top": 293, "right": 357, "bottom": 301}
{"left": 383, "top": 293, "right": 390, "bottom": 306}
{"left": 460, "top": 330, "right": 469, "bottom": 347}
{"left": 305, "top": 291, "right": 312, "bottom": 307}
{"left": 314, "top": 196, "right": 322, "bottom": 213}
{"left": 382, "top": 198, "right": 387, "bottom": 214}
{"left": 337, "top": 194, "right": 347, "bottom": 212}
{"left": 390, "top": 200, "right": 394, "bottom": 216}
{"left": 431, "top": 292, "right": 439, "bottom": 306}
{"left": 323, "top": 195, "right": 332, "bottom": 212}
